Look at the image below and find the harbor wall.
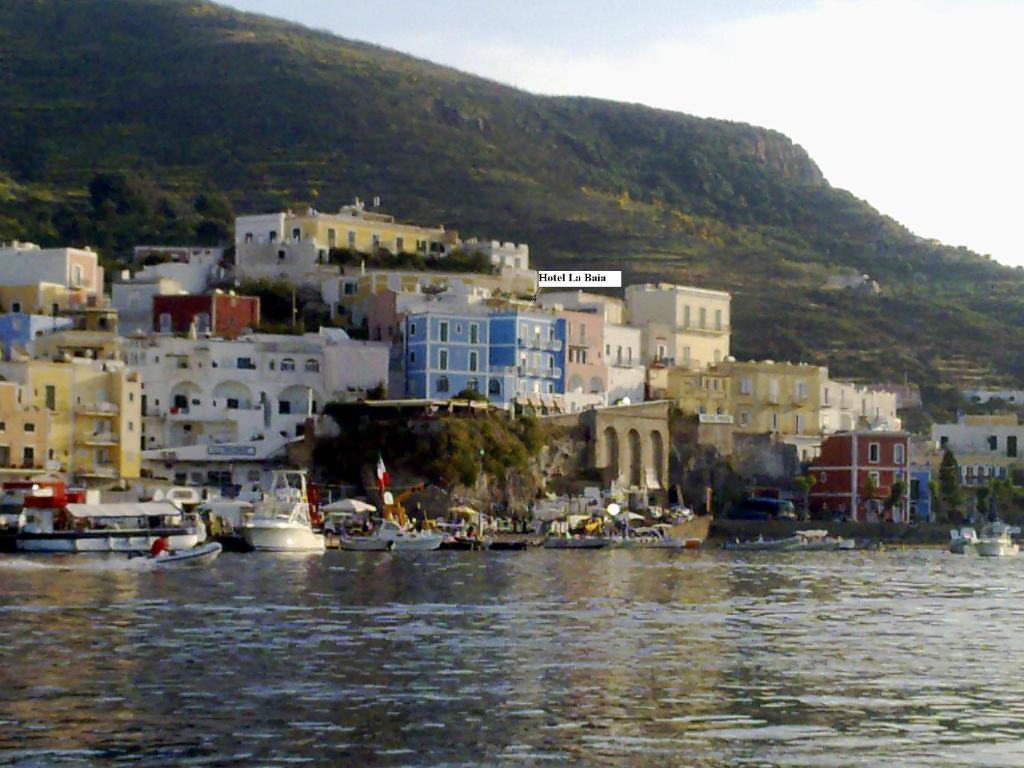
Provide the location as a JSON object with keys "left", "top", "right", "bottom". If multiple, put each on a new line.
{"left": 711, "top": 518, "right": 951, "bottom": 545}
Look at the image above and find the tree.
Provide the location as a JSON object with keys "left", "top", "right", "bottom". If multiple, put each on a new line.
{"left": 861, "top": 472, "right": 879, "bottom": 521}
{"left": 928, "top": 479, "right": 943, "bottom": 522}
{"left": 885, "top": 479, "right": 907, "bottom": 520}
{"left": 939, "top": 449, "right": 964, "bottom": 523}
{"left": 794, "top": 474, "right": 815, "bottom": 520}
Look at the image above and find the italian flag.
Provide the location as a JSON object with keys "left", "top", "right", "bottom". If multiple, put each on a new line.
{"left": 376, "top": 453, "right": 390, "bottom": 492}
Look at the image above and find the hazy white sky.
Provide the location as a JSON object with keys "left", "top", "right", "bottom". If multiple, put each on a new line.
{"left": 226, "top": 0, "right": 1023, "bottom": 266}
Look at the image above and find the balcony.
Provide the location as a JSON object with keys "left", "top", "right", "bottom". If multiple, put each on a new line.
{"left": 78, "top": 465, "right": 118, "bottom": 479}
{"left": 699, "top": 413, "right": 734, "bottom": 424}
{"left": 77, "top": 402, "right": 119, "bottom": 417}
{"left": 77, "top": 432, "right": 120, "bottom": 446}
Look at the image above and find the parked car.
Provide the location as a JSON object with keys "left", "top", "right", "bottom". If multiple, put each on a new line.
{"left": 727, "top": 497, "right": 797, "bottom": 521}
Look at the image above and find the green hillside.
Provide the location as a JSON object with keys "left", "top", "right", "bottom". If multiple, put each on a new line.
{"left": 0, "top": 0, "right": 1020, "bottom": 416}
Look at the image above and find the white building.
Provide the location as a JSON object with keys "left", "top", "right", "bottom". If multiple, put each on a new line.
{"left": 964, "top": 388, "right": 1024, "bottom": 406}
{"left": 603, "top": 324, "right": 646, "bottom": 404}
{"left": 125, "top": 331, "right": 389, "bottom": 481}
{"left": 0, "top": 242, "right": 103, "bottom": 298}
{"left": 931, "top": 414, "right": 1024, "bottom": 485}
{"left": 111, "top": 276, "right": 184, "bottom": 335}
{"left": 458, "top": 238, "right": 529, "bottom": 270}
{"left": 821, "top": 379, "right": 901, "bottom": 433}
{"left": 539, "top": 290, "right": 626, "bottom": 325}
{"left": 624, "top": 283, "right": 731, "bottom": 369}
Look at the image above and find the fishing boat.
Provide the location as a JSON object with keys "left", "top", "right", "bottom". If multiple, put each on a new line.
{"left": 723, "top": 529, "right": 853, "bottom": 552}
{"left": 723, "top": 534, "right": 799, "bottom": 552}
{"left": 976, "top": 522, "right": 1020, "bottom": 558}
{"left": 238, "top": 470, "right": 325, "bottom": 553}
{"left": 338, "top": 519, "right": 443, "bottom": 551}
{"left": 136, "top": 541, "right": 223, "bottom": 567}
{"left": 18, "top": 498, "right": 205, "bottom": 553}
{"left": 949, "top": 527, "right": 979, "bottom": 554}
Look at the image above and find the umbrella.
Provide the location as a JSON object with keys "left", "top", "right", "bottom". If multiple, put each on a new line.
{"left": 448, "top": 505, "right": 479, "bottom": 519}
{"left": 321, "top": 498, "right": 376, "bottom": 513}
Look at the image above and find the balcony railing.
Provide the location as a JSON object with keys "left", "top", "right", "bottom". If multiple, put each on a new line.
{"left": 77, "top": 402, "right": 119, "bottom": 416}
{"left": 77, "top": 433, "right": 120, "bottom": 446}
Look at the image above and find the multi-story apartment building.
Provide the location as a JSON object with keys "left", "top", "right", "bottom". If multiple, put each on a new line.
{"left": 0, "top": 242, "right": 104, "bottom": 306}
{"left": 459, "top": 238, "right": 530, "bottom": 270}
{"left": 234, "top": 201, "right": 458, "bottom": 285}
{"left": 820, "top": 379, "right": 901, "bottom": 434}
{"left": 810, "top": 431, "right": 911, "bottom": 522}
{"left": 125, "top": 331, "right": 389, "bottom": 453}
{"left": 624, "top": 283, "right": 731, "bottom": 369}
{"left": 603, "top": 324, "right": 645, "bottom": 404}
{"left": 404, "top": 309, "right": 565, "bottom": 405}
{"left": 667, "top": 367, "right": 734, "bottom": 421}
{"left": 561, "top": 309, "right": 607, "bottom": 395}
{"left": 931, "top": 414, "right": 1024, "bottom": 485}
{"left": 0, "top": 357, "right": 142, "bottom": 483}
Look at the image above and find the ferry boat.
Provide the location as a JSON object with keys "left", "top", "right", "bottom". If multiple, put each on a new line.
{"left": 18, "top": 497, "right": 205, "bottom": 553}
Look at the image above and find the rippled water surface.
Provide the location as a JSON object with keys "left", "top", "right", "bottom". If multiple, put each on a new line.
{"left": 1, "top": 548, "right": 1022, "bottom": 766}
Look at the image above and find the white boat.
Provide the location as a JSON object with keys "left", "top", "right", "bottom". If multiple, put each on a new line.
{"left": 18, "top": 501, "right": 205, "bottom": 553}
{"left": 338, "top": 519, "right": 442, "bottom": 551}
{"left": 976, "top": 522, "right": 1020, "bottom": 558}
{"left": 610, "top": 526, "right": 685, "bottom": 549}
{"left": 949, "top": 527, "right": 979, "bottom": 554}
{"left": 144, "top": 541, "right": 223, "bottom": 567}
{"left": 238, "top": 470, "right": 325, "bottom": 553}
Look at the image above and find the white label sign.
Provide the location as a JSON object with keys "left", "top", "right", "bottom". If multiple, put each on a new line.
{"left": 537, "top": 270, "right": 622, "bottom": 287}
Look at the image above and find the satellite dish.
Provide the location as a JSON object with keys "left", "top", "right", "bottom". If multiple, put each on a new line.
{"left": 621, "top": 397, "right": 631, "bottom": 405}
{"left": 607, "top": 503, "right": 621, "bottom": 517}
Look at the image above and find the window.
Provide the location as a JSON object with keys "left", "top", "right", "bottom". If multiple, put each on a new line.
{"left": 22, "top": 447, "right": 34, "bottom": 467}
{"left": 819, "top": 472, "right": 827, "bottom": 483}
{"left": 128, "top": 421, "right": 134, "bottom": 433}
{"left": 0, "top": 447, "right": 8, "bottom": 466}
{"left": 795, "top": 414, "right": 805, "bottom": 432}
{"left": 796, "top": 381, "right": 809, "bottom": 400}
{"left": 244, "top": 232, "right": 253, "bottom": 243}
{"left": 71, "top": 265, "right": 84, "bottom": 288}
{"left": 770, "top": 412, "right": 778, "bottom": 431}
{"left": 372, "top": 233, "right": 381, "bottom": 249}
{"left": 439, "top": 321, "right": 449, "bottom": 342}
{"left": 343, "top": 282, "right": 357, "bottom": 296}
{"left": 278, "top": 250, "right": 286, "bottom": 261}
{"left": 683, "top": 305, "right": 691, "bottom": 327}
{"left": 0, "top": 422, "right": 5, "bottom": 432}
{"left": 269, "top": 230, "right": 278, "bottom": 242}
{"left": 940, "top": 435, "right": 949, "bottom": 448}
{"left": 894, "top": 443, "right": 905, "bottom": 465}
{"left": 469, "top": 351, "right": 478, "bottom": 372}
{"left": 656, "top": 344, "right": 667, "bottom": 360}
{"left": 279, "top": 400, "right": 292, "bottom": 415}
{"left": 396, "top": 237, "right": 404, "bottom": 252}
{"left": 409, "top": 351, "right": 417, "bottom": 364}
{"left": 740, "top": 411, "right": 750, "bottom": 427}
{"left": 236, "top": 357, "right": 256, "bottom": 370}
{"left": 869, "top": 443, "right": 880, "bottom": 463}
{"left": 45, "top": 385, "right": 55, "bottom": 411}
{"left": 740, "top": 377, "right": 753, "bottom": 395}
{"left": 348, "top": 231, "right": 356, "bottom": 248}
{"left": 469, "top": 323, "right": 479, "bottom": 344}
{"left": 291, "top": 227, "right": 301, "bottom": 241}
{"left": 11, "top": 301, "right": 21, "bottom": 313}
{"left": 489, "top": 379, "right": 501, "bottom": 396}
{"left": 699, "top": 307, "right": 707, "bottom": 328}
{"left": 1009, "top": 436, "right": 1018, "bottom": 458}
{"left": 226, "top": 398, "right": 239, "bottom": 410}
{"left": 305, "top": 359, "right": 320, "bottom": 373}
{"left": 327, "top": 228, "right": 336, "bottom": 246}
{"left": 988, "top": 435, "right": 998, "bottom": 451}
{"left": 824, "top": 387, "right": 830, "bottom": 405}
{"left": 23, "top": 423, "right": 35, "bottom": 433}
{"left": 606, "top": 343, "right": 611, "bottom": 356}
{"left": 409, "top": 321, "right": 417, "bottom": 336}
{"left": 439, "top": 349, "right": 448, "bottom": 370}
{"left": 281, "top": 358, "right": 296, "bottom": 371}
{"left": 715, "top": 309, "right": 723, "bottom": 331}
{"left": 869, "top": 470, "right": 881, "bottom": 486}
{"left": 579, "top": 323, "right": 587, "bottom": 344}
{"left": 436, "top": 376, "right": 449, "bottom": 393}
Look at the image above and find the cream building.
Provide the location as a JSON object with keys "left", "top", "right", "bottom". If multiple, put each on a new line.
{"left": 624, "top": 283, "right": 731, "bottom": 369}
{"left": 931, "top": 414, "right": 1024, "bottom": 485}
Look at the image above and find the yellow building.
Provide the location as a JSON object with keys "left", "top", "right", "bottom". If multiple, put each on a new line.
{"left": 234, "top": 201, "right": 460, "bottom": 285}
{"left": 0, "top": 359, "right": 142, "bottom": 483}
{"left": 0, "top": 381, "right": 53, "bottom": 476}
{"left": 0, "top": 283, "right": 85, "bottom": 316}
{"left": 665, "top": 367, "right": 733, "bottom": 419}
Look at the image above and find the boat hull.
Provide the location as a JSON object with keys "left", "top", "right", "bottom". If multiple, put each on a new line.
{"left": 241, "top": 525, "right": 325, "bottom": 552}
{"left": 17, "top": 528, "right": 201, "bottom": 553}
{"left": 543, "top": 537, "right": 607, "bottom": 549}
{"left": 151, "top": 542, "right": 223, "bottom": 567}
{"left": 976, "top": 540, "right": 1019, "bottom": 557}
{"left": 338, "top": 536, "right": 391, "bottom": 552}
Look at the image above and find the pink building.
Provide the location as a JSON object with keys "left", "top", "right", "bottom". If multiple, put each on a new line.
{"left": 561, "top": 309, "right": 607, "bottom": 397}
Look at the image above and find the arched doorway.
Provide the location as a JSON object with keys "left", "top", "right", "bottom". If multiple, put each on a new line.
{"left": 604, "top": 427, "right": 619, "bottom": 481}
{"left": 650, "top": 431, "right": 665, "bottom": 489}
{"left": 628, "top": 429, "right": 642, "bottom": 487}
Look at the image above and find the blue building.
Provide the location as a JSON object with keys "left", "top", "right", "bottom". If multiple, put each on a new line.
{"left": 909, "top": 466, "right": 932, "bottom": 522}
{"left": 404, "top": 308, "right": 566, "bottom": 406}
{"left": 488, "top": 310, "right": 565, "bottom": 401}
{"left": 0, "top": 313, "right": 72, "bottom": 359}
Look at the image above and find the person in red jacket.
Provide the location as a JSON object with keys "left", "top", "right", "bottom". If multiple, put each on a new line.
{"left": 149, "top": 536, "right": 170, "bottom": 558}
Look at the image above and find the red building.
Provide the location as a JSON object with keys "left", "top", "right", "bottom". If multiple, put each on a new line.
{"left": 153, "top": 293, "right": 260, "bottom": 339}
{"left": 809, "top": 431, "right": 911, "bottom": 522}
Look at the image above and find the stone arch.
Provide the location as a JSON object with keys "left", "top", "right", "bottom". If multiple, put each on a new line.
{"left": 212, "top": 380, "right": 254, "bottom": 410}
{"left": 569, "top": 374, "right": 585, "bottom": 393}
{"left": 840, "top": 413, "right": 855, "bottom": 431}
{"left": 278, "top": 385, "right": 317, "bottom": 417}
{"left": 628, "top": 428, "right": 642, "bottom": 487}
{"left": 169, "top": 381, "right": 201, "bottom": 411}
{"left": 651, "top": 430, "right": 665, "bottom": 488}
{"left": 604, "top": 426, "right": 619, "bottom": 480}
{"left": 589, "top": 376, "right": 604, "bottom": 393}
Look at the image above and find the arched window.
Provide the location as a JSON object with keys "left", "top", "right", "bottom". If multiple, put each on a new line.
{"left": 281, "top": 358, "right": 295, "bottom": 371}
{"left": 305, "top": 359, "right": 320, "bottom": 372}
{"left": 467, "top": 378, "right": 479, "bottom": 392}
{"left": 436, "top": 376, "right": 449, "bottom": 393}
{"left": 488, "top": 379, "right": 501, "bottom": 395}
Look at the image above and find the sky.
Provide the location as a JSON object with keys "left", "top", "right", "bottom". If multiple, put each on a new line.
{"left": 226, "top": 0, "right": 1023, "bottom": 266}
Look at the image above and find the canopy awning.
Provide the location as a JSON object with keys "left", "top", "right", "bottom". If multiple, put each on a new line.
{"left": 321, "top": 498, "right": 376, "bottom": 513}
{"left": 66, "top": 501, "right": 183, "bottom": 519}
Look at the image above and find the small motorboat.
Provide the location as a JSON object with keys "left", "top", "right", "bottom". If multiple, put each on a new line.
{"left": 238, "top": 471, "right": 325, "bottom": 553}
{"left": 135, "top": 541, "right": 223, "bottom": 567}
{"left": 610, "top": 526, "right": 685, "bottom": 549}
{"left": 338, "top": 519, "right": 443, "bottom": 551}
{"left": 723, "top": 535, "right": 799, "bottom": 552}
{"left": 976, "top": 522, "right": 1020, "bottom": 558}
{"left": 949, "top": 527, "right": 979, "bottom": 554}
